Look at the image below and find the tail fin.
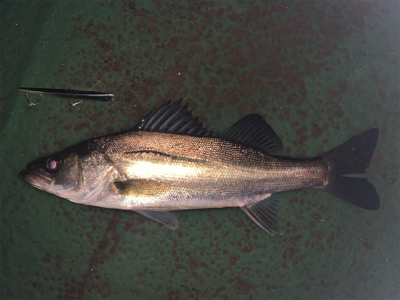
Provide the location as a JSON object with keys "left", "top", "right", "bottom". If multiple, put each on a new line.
{"left": 320, "top": 128, "right": 380, "bottom": 210}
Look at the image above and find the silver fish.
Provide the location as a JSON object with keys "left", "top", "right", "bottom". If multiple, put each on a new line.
{"left": 19, "top": 99, "right": 380, "bottom": 234}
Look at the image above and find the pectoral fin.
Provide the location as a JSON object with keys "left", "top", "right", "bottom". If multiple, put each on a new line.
{"left": 113, "top": 180, "right": 178, "bottom": 229}
{"left": 241, "top": 194, "right": 280, "bottom": 235}
{"left": 136, "top": 211, "right": 179, "bottom": 230}
{"left": 113, "top": 180, "right": 171, "bottom": 197}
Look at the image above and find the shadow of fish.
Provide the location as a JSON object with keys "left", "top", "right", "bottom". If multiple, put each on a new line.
{"left": 19, "top": 99, "right": 380, "bottom": 235}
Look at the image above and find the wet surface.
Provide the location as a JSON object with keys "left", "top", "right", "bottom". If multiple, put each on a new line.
{"left": 1, "top": 0, "right": 399, "bottom": 299}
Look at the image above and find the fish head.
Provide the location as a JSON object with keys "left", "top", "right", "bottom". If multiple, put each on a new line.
{"left": 19, "top": 148, "right": 81, "bottom": 197}
{"left": 19, "top": 144, "right": 116, "bottom": 203}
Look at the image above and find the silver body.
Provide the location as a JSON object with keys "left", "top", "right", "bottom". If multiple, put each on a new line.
{"left": 19, "top": 101, "right": 380, "bottom": 233}
{"left": 28, "top": 131, "right": 327, "bottom": 212}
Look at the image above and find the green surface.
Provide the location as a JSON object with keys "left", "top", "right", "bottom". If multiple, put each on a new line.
{"left": 1, "top": 0, "right": 399, "bottom": 299}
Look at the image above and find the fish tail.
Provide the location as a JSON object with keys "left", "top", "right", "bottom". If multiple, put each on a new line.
{"left": 320, "top": 128, "right": 380, "bottom": 210}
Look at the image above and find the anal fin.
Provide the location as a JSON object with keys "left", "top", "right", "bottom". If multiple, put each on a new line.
{"left": 241, "top": 194, "right": 280, "bottom": 235}
{"left": 136, "top": 211, "right": 179, "bottom": 230}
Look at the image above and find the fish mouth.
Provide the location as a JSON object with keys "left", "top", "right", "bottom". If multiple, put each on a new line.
{"left": 19, "top": 165, "right": 34, "bottom": 182}
{"left": 19, "top": 166, "right": 52, "bottom": 190}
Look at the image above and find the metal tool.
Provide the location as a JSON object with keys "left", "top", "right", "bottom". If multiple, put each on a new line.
{"left": 24, "top": 92, "right": 39, "bottom": 110}
{"left": 18, "top": 87, "right": 114, "bottom": 102}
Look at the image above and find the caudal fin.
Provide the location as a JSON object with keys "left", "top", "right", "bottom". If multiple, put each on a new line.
{"left": 321, "top": 128, "right": 380, "bottom": 210}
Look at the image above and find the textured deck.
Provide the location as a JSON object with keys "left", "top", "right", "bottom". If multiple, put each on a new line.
{"left": 1, "top": 1, "right": 399, "bottom": 299}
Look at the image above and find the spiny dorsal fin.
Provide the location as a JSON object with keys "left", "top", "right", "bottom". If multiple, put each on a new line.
{"left": 241, "top": 195, "right": 280, "bottom": 235}
{"left": 217, "top": 114, "right": 283, "bottom": 154}
{"left": 136, "top": 99, "right": 212, "bottom": 137}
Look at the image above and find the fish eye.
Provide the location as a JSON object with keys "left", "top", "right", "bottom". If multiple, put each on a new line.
{"left": 46, "top": 158, "right": 61, "bottom": 172}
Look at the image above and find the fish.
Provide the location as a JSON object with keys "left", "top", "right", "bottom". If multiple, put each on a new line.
{"left": 19, "top": 99, "right": 380, "bottom": 235}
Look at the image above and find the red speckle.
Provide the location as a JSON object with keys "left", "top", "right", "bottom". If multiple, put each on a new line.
{"left": 313, "top": 213, "right": 322, "bottom": 222}
{"left": 287, "top": 92, "right": 298, "bottom": 104}
{"left": 282, "top": 247, "right": 299, "bottom": 260}
{"left": 378, "top": 89, "right": 387, "bottom": 101}
{"left": 311, "top": 123, "right": 329, "bottom": 139}
{"left": 230, "top": 256, "right": 238, "bottom": 266}
{"left": 290, "top": 235, "right": 304, "bottom": 246}
{"left": 330, "top": 80, "right": 348, "bottom": 97}
{"left": 296, "top": 109, "right": 308, "bottom": 120}
{"left": 234, "top": 277, "right": 255, "bottom": 295}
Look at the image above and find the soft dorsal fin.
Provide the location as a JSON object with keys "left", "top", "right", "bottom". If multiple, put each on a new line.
{"left": 217, "top": 114, "right": 283, "bottom": 154}
{"left": 136, "top": 99, "right": 212, "bottom": 136}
